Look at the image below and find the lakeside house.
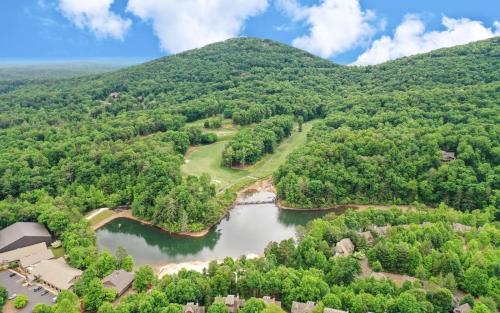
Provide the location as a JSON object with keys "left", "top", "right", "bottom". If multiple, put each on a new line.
{"left": 335, "top": 238, "right": 355, "bottom": 257}
{"left": 0, "top": 222, "right": 52, "bottom": 253}
{"left": 184, "top": 302, "right": 205, "bottom": 313}
{"left": 29, "top": 258, "right": 82, "bottom": 293}
{"left": 291, "top": 301, "right": 316, "bottom": 313}
{"left": 102, "top": 269, "right": 135, "bottom": 296}
{"left": 0, "top": 242, "right": 53, "bottom": 269}
{"left": 214, "top": 295, "right": 245, "bottom": 313}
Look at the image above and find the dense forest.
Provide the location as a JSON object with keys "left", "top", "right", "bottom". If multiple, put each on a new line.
{"left": 2, "top": 37, "right": 497, "bottom": 225}
{"left": 0, "top": 37, "right": 499, "bottom": 312}
{"left": 222, "top": 115, "right": 294, "bottom": 167}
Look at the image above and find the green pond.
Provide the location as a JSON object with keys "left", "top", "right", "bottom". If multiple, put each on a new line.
{"left": 96, "top": 192, "right": 334, "bottom": 265}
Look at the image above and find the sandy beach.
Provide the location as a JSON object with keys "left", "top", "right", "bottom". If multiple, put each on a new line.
{"left": 156, "top": 253, "right": 262, "bottom": 278}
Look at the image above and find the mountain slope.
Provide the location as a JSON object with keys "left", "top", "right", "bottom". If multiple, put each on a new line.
{"left": 0, "top": 37, "right": 498, "bottom": 225}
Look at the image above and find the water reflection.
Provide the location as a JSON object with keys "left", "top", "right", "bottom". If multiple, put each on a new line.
{"left": 96, "top": 196, "right": 334, "bottom": 265}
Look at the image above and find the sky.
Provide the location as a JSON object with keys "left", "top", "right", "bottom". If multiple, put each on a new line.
{"left": 0, "top": 0, "right": 499, "bottom": 65}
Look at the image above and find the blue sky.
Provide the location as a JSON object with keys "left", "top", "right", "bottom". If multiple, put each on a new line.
{"left": 0, "top": 0, "right": 498, "bottom": 65}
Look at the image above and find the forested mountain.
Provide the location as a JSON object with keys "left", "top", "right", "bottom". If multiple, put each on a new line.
{"left": 0, "top": 37, "right": 498, "bottom": 235}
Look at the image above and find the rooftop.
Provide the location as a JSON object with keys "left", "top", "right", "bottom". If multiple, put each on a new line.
{"left": 0, "top": 242, "right": 50, "bottom": 265}
{"left": 0, "top": 222, "right": 51, "bottom": 252}
{"left": 31, "top": 258, "right": 82, "bottom": 291}
{"left": 102, "top": 269, "right": 135, "bottom": 295}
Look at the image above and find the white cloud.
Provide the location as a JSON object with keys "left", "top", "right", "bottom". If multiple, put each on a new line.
{"left": 126, "top": 0, "right": 269, "bottom": 53}
{"left": 277, "top": 0, "right": 377, "bottom": 58}
{"left": 354, "top": 15, "right": 500, "bottom": 65}
{"left": 58, "top": 0, "right": 131, "bottom": 39}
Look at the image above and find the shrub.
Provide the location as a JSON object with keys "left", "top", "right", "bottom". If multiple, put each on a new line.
{"left": 14, "top": 294, "right": 28, "bottom": 309}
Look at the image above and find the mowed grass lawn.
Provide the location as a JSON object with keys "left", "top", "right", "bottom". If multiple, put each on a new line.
{"left": 182, "top": 121, "right": 315, "bottom": 191}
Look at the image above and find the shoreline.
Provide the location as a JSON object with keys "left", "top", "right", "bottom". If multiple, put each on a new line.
{"left": 277, "top": 200, "right": 413, "bottom": 212}
{"left": 156, "top": 253, "right": 262, "bottom": 278}
{"left": 92, "top": 179, "right": 413, "bottom": 237}
{"left": 92, "top": 209, "right": 212, "bottom": 238}
{"left": 92, "top": 177, "right": 275, "bottom": 237}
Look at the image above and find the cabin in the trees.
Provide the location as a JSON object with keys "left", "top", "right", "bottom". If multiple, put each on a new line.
{"left": 260, "top": 296, "right": 281, "bottom": 307}
{"left": 102, "top": 269, "right": 135, "bottom": 296}
{"left": 291, "top": 301, "right": 316, "bottom": 313}
{"left": 452, "top": 223, "right": 472, "bottom": 233}
{"left": 214, "top": 295, "right": 245, "bottom": 313}
{"left": 441, "top": 150, "right": 456, "bottom": 162}
{"left": 371, "top": 225, "right": 389, "bottom": 237}
{"left": 357, "top": 231, "right": 374, "bottom": 244}
{"left": 335, "top": 238, "right": 355, "bottom": 257}
{"left": 453, "top": 303, "right": 471, "bottom": 313}
{"left": 29, "top": 258, "right": 82, "bottom": 293}
{"left": 0, "top": 242, "right": 53, "bottom": 269}
{"left": 0, "top": 222, "right": 52, "bottom": 253}
{"left": 184, "top": 302, "right": 205, "bottom": 313}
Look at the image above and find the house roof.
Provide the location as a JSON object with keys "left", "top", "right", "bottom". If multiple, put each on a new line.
{"left": 0, "top": 242, "right": 49, "bottom": 265}
{"left": 357, "top": 231, "right": 374, "bottom": 243}
{"left": 453, "top": 223, "right": 472, "bottom": 233}
{"left": 184, "top": 302, "right": 205, "bottom": 313}
{"left": 31, "top": 258, "right": 82, "bottom": 290}
{"left": 20, "top": 247, "right": 54, "bottom": 268}
{"left": 0, "top": 222, "right": 51, "bottom": 251}
{"left": 261, "top": 296, "right": 281, "bottom": 306}
{"left": 291, "top": 301, "right": 316, "bottom": 313}
{"left": 225, "top": 295, "right": 235, "bottom": 305}
{"left": 455, "top": 303, "right": 471, "bottom": 313}
{"left": 441, "top": 150, "right": 456, "bottom": 161}
{"left": 102, "top": 269, "right": 134, "bottom": 295}
{"left": 335, "top": 238, "right": 355, "bottom": 256}
{"left": 371, "top": 225, "right": 389, "bottom": 237}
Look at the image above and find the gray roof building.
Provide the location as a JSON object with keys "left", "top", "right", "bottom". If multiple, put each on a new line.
{"left": 452, "top": 223, "right": 472, "bottom": 233}
{"left": 102, "top": 269, "right": 135, "bottom": 296}
{"left": 291, "top": 301, "right": 316, "bottom": 313}
{"left": 335, "top": 238, "right": 355, "bottom": 257}
{"left": 260, "top": 296, "right": 281, "bottom": 307}
{"left": 30, "top": 258, "right": 82, "bottom": 292}
{"left": 453, "top": 303, "right": 471, "bottom": 313}
{"left": 0, "top": 222, "right": 51, "bottom": 253}
{"left": 371, "top": 225, "right": 390, "bottom": 237}
{"left": 0, "top": 242, "right": 53, "bottom": 267}
{"left": 357, "top": 231, "right": 374, "bottom": 244}
{"left": 441, "top": 150, "right": 456, "bottom": 162}
{"left": 184, "top": 302, "right": 205, "bottom": 313}
{"left": 214, "top": 295, "right": 245, "bottom": 313}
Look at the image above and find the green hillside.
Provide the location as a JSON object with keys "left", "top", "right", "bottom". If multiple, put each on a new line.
{"left": 0, "top": 37, "right": 498, "bottom": 234}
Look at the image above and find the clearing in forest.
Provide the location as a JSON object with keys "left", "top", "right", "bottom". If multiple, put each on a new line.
{"left": 182, "top": 120, "right": 315, "bottom": 191}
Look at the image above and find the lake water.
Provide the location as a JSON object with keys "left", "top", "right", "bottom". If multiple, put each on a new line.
{"left": 96, "top": 192, "right": 333, "bottom": 265}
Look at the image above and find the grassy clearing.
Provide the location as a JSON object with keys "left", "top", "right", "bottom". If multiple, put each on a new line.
{"left": 88, "top": 209, "right": 114, "bottom": 226}
{"left": 182, "top": 120, "right": 315, "bottom": 191}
